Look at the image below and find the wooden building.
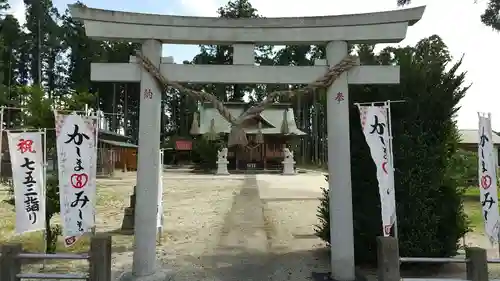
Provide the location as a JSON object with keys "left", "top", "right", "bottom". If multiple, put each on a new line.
{"left": 190, "top": 102, "right": 305, "bottom": 170}
{"left": 97, "top": 130, "right": 138, "bottom": 175}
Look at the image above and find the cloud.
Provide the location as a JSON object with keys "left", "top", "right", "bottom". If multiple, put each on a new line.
{"left": 7, "top": 0, "right": 25, "bottom": 25}
{"left": 178, "top": 0, "right": 219, "bottom": 16}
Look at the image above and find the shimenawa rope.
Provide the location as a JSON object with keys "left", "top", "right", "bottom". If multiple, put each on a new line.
{"left": 134, "top": 50, "right": 359, "bottom": 147}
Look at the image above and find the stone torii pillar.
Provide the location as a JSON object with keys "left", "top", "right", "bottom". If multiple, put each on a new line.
{"left": 127, "top": 39, "right": 165, "bottom": 279}
{"left": 326, "top": 41, "right": 354, "bottom": 280}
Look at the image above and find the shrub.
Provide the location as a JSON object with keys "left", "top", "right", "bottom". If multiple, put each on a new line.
{"left": 448, "top": 149, "right": 478, "bottom": 187}
{"left": 191, "top": 137, "right": 224, "bottom": 171}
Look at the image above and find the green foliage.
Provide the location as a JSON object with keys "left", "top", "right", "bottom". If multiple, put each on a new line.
{"left": 315, "top": 36, "right": 469, "bottom": 264}
{"left": 44, "top": 173, "right": 61, "bottom": 253}
{"left": 314, "top": 175, "right": 330, "bottom": 242}
{"left": 449, "top": 149, "right": 478, "bottom": 187}
{"left": 191, "top": 137, "right": 224, "bottom": 171}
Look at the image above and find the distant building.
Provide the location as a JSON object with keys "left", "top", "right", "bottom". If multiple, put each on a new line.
{"left": 458, "top": 129, "right": 500, "bottom": 167}
{"left": 97, "top": 130, "right": 138, "bottom": 174}
{"left": 190, "top": 102, "right": 306, "bottom": 170}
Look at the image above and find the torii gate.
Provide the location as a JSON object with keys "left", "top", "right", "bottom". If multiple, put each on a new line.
{"left": 70, "top": 5, "right": 425, "bottom": 281}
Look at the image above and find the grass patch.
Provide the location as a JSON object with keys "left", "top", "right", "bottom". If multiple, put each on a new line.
{"left": 464, "top": 200, "right": 483, "bottom": 232}
{"left": 463, "top": 187, "right": 482, "bottom": 201}
{"left": 462, "top": 186, "right": 500, "bottom": 232}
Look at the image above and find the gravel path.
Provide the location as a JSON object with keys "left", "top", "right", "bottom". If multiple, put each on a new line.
{"left": 107, "top": 172, "right": 329, "bottom": 281}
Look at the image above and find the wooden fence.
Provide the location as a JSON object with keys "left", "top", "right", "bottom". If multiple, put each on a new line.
{"left": 0, "top": 235, "right": 112, "bottom": 281}
{"left": 378, "top": 236, "right": 492, "bottom": 281}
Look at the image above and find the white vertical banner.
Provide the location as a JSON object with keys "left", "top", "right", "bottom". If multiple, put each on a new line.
{"left": 55, "top": 112, "right": 98, "bottom": 247}
{"left": 478, "top": 113, "right": 499, "bottom": 244}
{"left": 358, "top": 104, "right": 396, "bottom": 236}
{"left": 7, "top": 132, "right": 46, "bottom": 234}
{"left": 157, "top": 150, "right": 163, "bottom": 229}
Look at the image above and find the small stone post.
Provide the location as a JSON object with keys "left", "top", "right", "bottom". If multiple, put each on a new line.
{"left": 466, "top": 247, "right": 488, "bottom": 281}
{"left": 0, "top": 243, "right": 22, "bottom": 281}
{"left": 121, "top": 185, "right": 137, "bottom": 231}
{"left": 376, "top": 236, "right": 400, "bottom": 281}
{"left": 89, "top": 235, "right": 112, "bottom": 281}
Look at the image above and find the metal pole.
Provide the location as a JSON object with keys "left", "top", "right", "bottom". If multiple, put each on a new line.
{"left": 355, "top": 100, "right": 406, "bottom": 106}
{"left": 92, "top": 113, "right": 98, "bottom": 235}
{"left": 41, "top": 128, "right": 47, "bottom": 269}
{"left": 386, "top": 100, "right": 399, "bottom": 240}
{"left": 0, "top": 106, "right": 4, "bottom": 179}
{"left": 157, "top": 149, "right": 163, "bottom": 245}
{"left": 37, "top": 16, "right": 41, "bottom": 86}
{"left": 112, "top": 83, "right": 116, "bottom": 132}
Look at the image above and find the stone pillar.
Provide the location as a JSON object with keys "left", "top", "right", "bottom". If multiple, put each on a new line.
{"left": 376, "top": 236, "right": 400, "bottom": 281}
{"left": 120, "top": 186, "right": 136, "bottom": 231}
{"left": 326, "top": 41, "right": 355, "bottom": 281}
{"left": 130, "top": 39, "right": 163, "bottom": 278}
{"left": 466, "top": 247, "right": 488, "bottom": 281}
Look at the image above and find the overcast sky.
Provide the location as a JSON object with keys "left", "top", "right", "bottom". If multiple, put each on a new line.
{"left": 6, "top": 0, "right": 500, "bottom": 130}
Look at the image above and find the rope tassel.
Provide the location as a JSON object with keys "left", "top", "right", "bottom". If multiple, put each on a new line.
{"left": 255, "top": 121, "right": 264, "bottom": 144}
{"left": 228, "top": 125, "right": 248, "bottom": 147}
{"left": 204, "top": 118, "right": 218, "bottom": 141}
{"left": 189, "top": 112, "right": 200, "bottom": 135}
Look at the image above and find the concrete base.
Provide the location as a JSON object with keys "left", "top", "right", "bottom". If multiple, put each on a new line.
{"left": 282, "top": 161, "right": 296, "bottom": 175}
{"left": 117, "top": 269, "right": 173, "bottom": 281}
{"left": 216, "top": 161, "right": 229, "bottom": 175}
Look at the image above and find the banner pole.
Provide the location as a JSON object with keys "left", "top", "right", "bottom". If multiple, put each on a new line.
{"left": 42, "top": 128, "right": 47, "bottom": 269}
{"left": 491, "top": 113, "right": 500, "bottom": 258}
{"left": 92, "top": 113, "right": 97, "bottom": 236}
{"left": 0, "top": 106, "right": 4, "bottom": 179}
{"left": 157, "top": 149, "right": 164, "bottom": 245}
{"left": 386, "top": 100, "right": 399, "bottom": 240}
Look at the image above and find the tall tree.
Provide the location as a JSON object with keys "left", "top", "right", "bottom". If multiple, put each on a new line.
{"left": 23, "top": 0, "right": 62, "bottom": 88}
{"left": 190, "top": 0, "right": 266, "bottom": 101}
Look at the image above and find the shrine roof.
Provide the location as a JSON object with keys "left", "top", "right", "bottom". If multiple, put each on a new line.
{"left": 194, "top": 103, "right": 306, "bottom": 135}
{"left": 99, "top": 139, "right": 138, "bottom": 148}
